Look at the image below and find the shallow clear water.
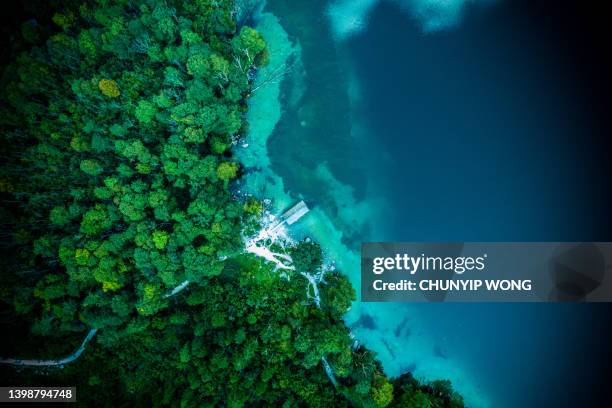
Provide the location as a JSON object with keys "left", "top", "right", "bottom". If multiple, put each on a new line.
{"left": 244, "top": 1, "right": 612, "bottom": 406}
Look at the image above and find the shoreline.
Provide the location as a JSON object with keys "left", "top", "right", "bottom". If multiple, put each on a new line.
{"left": 240, "top": 4, "right": 489, "bottom": 407}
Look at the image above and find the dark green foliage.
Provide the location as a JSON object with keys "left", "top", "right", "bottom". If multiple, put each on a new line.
{"left": 0, "top": 0, "right": 254, "bottom": 333}
{"left": 291, "top": 240, "right": 323, "bottom": 272}
{"left": 0, "top": 1, "right": 463, "bottom": 407}
{"left": 389, "top": 373, "right": 465, "bottom": 408}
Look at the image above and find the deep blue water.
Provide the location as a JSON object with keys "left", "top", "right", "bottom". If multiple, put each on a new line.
{"left": 349, "top": 4, "right": 611, "bottom": 407}
{"left": 262, "top": 0, "right": 612, "bottom": 406}
{"left": 349, "top": 1, "right": 609, "bottom": 243}
{"left": 346, "top": 2, "right": 612, "bottom": 407}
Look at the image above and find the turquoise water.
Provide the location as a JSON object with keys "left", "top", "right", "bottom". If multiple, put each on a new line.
{"left": 242, "top": 1, "right": 612, "bottom": 407}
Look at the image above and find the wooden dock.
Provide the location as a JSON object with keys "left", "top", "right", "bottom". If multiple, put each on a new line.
{"left": 271, "top": 201, "right": 309, "bottom": 231}
{"left": 281, "top": 200, "right": 309, "bottom": 225}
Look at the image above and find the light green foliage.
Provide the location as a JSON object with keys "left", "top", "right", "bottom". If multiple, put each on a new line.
{"left": 98, "top": 79, "right": 120, "bottom": 98}
{"left": 136, "top": 283, "right": 167, "bottom": 316}
{"left": 75, "top": 248, "right": 91, "bottom": 266}
{"left": 135, "top": 100, "right": 157, "bottom": 124}
{"left": 186, "top": 53, "right": 210, "bottom": 78}
{"left": 216, "top": 161, "right": 238, "bottom": 181}
{"left": 80, "top": 159, "right": 103, "bottom": 176}
{"left": 80, "top": 204, "right": 112, "bottom": 235}
{"left": 78, "top": 30, "right": 97, "bottom": 60}
{"left": 233, "top": 26, "right": 267, "bottom": 66}
{"left": 151, "top": 230, "right": 169, "bottom": 250}
{"left": 371, "top": 377, "right": 394, "bottom": 407}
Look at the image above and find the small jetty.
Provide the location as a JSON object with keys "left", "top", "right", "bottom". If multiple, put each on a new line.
{"left": 281, "top": 200, "right": 309, "bottom": 225}
{"left": 271, "top": 200, "right": 309, "bottom": 231}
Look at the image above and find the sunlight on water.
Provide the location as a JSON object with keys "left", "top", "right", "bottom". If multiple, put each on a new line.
{"left": 327, "top": 0, "right": 497, "bottom": 40}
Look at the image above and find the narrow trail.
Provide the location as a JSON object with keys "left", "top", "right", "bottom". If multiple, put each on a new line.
{"left": 0, "top": 328, "right": 98, "bottom": 367}
{"left": 164, "top": 280, "right": 191, "bottom": 298}
{"left": 3, "top": 204, "right": 336, "bottom": 388}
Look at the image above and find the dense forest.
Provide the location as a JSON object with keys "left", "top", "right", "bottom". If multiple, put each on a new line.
{"left": 0, "top": 1, "right": 463, "bottom": 406}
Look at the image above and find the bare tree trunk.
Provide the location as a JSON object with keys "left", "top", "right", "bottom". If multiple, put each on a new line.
{"left": 250, "top": 61, "right": 295, "bottom": 94}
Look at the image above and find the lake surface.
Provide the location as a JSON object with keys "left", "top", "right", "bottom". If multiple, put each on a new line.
{"left": 244, "top": 0, "right": 612, "bottom": 406}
